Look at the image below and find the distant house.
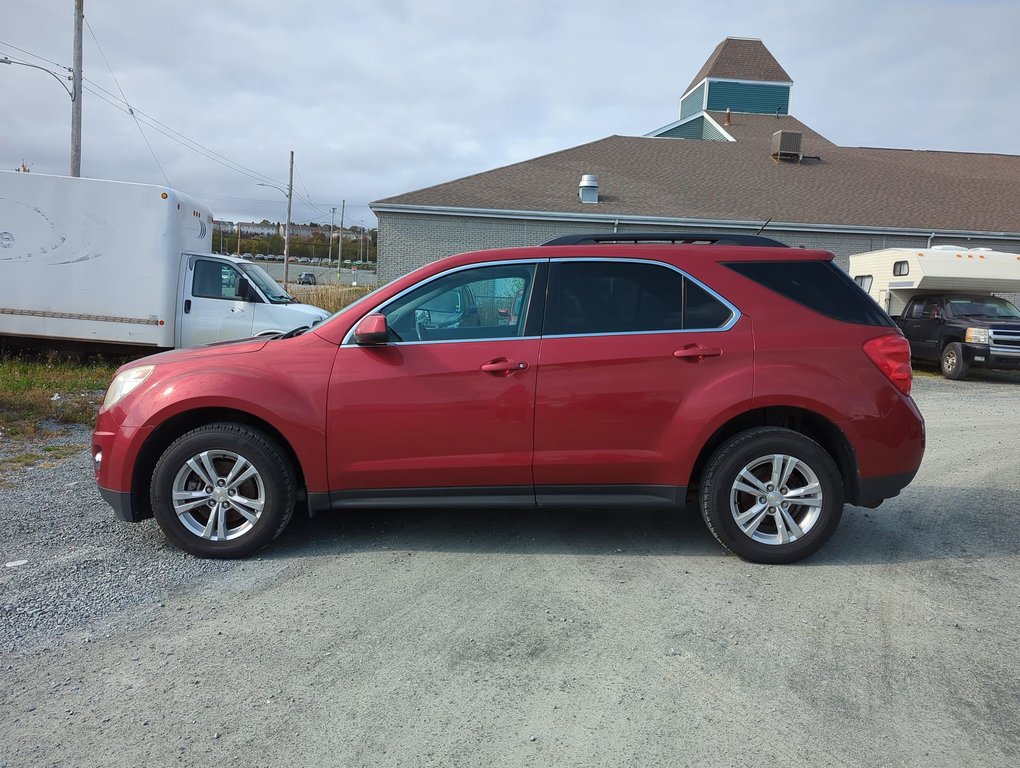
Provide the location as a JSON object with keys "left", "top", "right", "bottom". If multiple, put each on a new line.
{"left": 372, "top": 37, "right": 1020, "bottom": 283}
{"left": 236, "top": 221, "right": 278, "bottom": 237}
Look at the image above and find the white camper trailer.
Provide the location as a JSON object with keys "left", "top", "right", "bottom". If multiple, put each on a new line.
{"left": 0, "top": 171, "right": 328, "bottom": 350}
{"left": 849, "top": 245, "right": 1020, "bottom": 317}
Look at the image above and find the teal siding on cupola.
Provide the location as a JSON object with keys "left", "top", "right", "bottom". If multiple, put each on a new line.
{"left": 655, "top": 117, "right": 728, "bottom": 141}
{"left": 706, "top": 81, "right": 790, "bottom": 115}
{"left": 679, "top": 83, "right": 706, "bottom": 120}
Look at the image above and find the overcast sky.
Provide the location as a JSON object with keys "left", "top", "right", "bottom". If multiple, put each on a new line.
{"left": 3, "top": 0, "right": 1017, "bottom": 228}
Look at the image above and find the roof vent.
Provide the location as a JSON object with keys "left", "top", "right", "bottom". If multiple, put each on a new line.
{"left": 579, "top": 174, "right": 599, "bottom": 204}
{"left": 771, "top": 130, "right": 802, "bottom": 163}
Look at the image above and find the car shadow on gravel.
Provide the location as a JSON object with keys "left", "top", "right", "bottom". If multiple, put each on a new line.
{"left": 271, "top": 505, "right": 724, "bottom": 560}
{"left": 262, "top": 492, "right": 1016, "bottom": 566}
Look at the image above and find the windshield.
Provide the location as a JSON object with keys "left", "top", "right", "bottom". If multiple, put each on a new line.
{"left": 946, "top": 297, "right": 1020, "bottom": 319}
{"left": 239, "top": 263, "right": 294, "bottom": 304}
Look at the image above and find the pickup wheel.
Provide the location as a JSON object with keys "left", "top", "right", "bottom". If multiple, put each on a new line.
{"left": 699, "top": 428, "right": 844, "bottom": 564}
{"left": 940, "top": 342, "right": 969, "bottom": 380}
{"left": 150, "top": 423, "right": 296, "bottom": 558}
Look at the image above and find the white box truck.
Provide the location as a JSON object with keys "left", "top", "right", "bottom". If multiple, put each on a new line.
{"left": 0, "top": 171, "right": 329, "bottom": 350}
{"left": 849, "top": 245, "right": 1020, "bottom": 379}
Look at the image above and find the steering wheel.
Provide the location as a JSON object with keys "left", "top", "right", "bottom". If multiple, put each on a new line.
{"left": 414, "top": 308, "right": 432, "bottom": 341}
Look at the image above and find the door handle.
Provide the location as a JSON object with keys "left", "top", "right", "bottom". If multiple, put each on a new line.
{"left": 480, "top": 358, "right": 529, "bottom": 376}
{"left": 184, "top": 299, "right": 191, "bottom": 314}
{"left": 673, "top": 344, "right": 722, "bottom": 361}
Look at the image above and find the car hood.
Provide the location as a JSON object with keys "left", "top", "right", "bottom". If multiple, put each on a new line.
{"left": 118, "top": 337, "right": 269, "bottom": 372}
{"left": 955, "top": 317, "right": 1020, "bottom": 329}
{"left": 286, "top": 302, "right": 330, "bottom": 322}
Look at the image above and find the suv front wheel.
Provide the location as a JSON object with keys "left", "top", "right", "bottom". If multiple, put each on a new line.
{"left": 699, "top": 428, "right": 844, "bottom": 564}
{"left": 150, "top": 423, "right": 296, "bottom": 558}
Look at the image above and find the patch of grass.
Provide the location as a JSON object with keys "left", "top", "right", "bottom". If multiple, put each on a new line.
{"left": 0, "top": 351, "right": 120, "bottom": 436}
{"left": 0, "top": 444, "right": 83, "bottom": 487}
{"left": 289, "top": 284, "right": 378, "bottom": 314}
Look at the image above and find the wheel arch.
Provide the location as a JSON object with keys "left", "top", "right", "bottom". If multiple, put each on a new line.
{"left": 130, "top": 408, "right": 307, "bottom": 521}
{"left": 688, "top": 406, "right": 862, "bottom": 505}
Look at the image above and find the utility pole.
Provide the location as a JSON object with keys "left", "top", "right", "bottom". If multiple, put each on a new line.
{"left": 235, "top": 222, "right": 241, "bottom": 257}
{"left": 327, "top": 206, "right": 336, "bottom": 268}
{"left": 71, "top": 0, "right": 83, "bottom": 176}
{"left": 336, "top": 199, "right": 345, "bottom": 283}
{"left": 283, "top": 150, "right": 294, "bottom": 289}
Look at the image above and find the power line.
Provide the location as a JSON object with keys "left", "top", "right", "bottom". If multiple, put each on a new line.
{"left": 83, "top": 16, "right": 170, "bottom": 186}
{"left": 0, "top": 39, "right": 67, "bottom": 70}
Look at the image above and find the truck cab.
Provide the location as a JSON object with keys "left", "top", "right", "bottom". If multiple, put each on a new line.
{"left": 179, "top": 254, "right": 328, "bottom": 347}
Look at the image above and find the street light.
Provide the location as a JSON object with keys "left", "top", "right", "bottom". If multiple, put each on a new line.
{"left": 256, "top": 151, "right": 294, "bottom": 288}
{"left": 1, "top": 56, "right": 80, "bottom": 175}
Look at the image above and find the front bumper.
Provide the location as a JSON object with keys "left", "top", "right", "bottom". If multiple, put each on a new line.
{"left": 98, "top": 486, "right": 146, "bottom": 522}
{"left": 92, "top": 411, "right": 154, "bottom": 523}
{"left": 962, "top": 342, "right": 1020, "bottom": 370}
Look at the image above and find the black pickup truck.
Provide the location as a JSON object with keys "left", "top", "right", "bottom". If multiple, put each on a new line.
{"left": 896, "top": 294, "right": 1020, "bottom": 379}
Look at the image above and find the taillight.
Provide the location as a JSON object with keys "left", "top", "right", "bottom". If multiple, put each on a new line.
{"left": 863, "top": 333, "right": 912, "bottom": 396}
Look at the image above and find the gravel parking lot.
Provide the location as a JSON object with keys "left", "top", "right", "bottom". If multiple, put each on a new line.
{"left": 1, "top": 372, "right": 1018, "bottom": 767}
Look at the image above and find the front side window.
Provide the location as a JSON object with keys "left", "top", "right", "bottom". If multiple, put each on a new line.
{"left": 193, "top": 260, "right": 241, "bottom": 300}
{"left": 379, "top": 263, "right": 537, "bottom": 342}
{"left": 544, "top": 260, "right": 732, "bottom": 336}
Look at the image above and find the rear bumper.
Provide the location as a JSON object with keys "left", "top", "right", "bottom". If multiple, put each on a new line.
{"left": 856, "top": 469, "right": 919, "bottom": 507}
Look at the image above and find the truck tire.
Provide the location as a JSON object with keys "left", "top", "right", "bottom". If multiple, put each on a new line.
{"left": 940, "top": 342, "right": 969, "bottom": 380}
{"left": 699, "top": 427, "right": 844, "bottom": 564}
{"left": 150, "top": 423, "right": 296, "bottom": 558}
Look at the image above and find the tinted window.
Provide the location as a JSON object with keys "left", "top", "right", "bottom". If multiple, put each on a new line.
{"left": 380, "top": 263, "right": 536, "bottom": 342}
{"left": 545, "top": 260, "right": 732, "bottom": 335}
{"left": 725, "top": 260, "right": 894, "bottom": 327}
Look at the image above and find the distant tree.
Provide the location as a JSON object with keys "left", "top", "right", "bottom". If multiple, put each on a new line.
{"left": 260, "top": 219, "right": 271, "bottom": 225}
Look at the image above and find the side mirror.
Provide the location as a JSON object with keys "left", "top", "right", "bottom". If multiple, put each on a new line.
{"left": 236, "top": 277, "right": 257, "bottom": 302}
{"left": 353, "top": 314, "right": 388, "bottom": 345}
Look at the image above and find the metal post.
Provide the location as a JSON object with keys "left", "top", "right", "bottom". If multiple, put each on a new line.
{"left": 235, "top": 222, "right": 241, "bottom": 257}
{"left": 327, "top": 206, "right": 336, "bottom": 268}
{"left": 70, "top": 0, "right": 83, "bottom": 176}
{"left": 283, "top": 150, "right": 294, "bottom": 289}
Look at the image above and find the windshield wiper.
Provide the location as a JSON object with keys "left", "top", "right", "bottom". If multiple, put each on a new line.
{"left": 275, "top": 325, "right": 310, "bottom": 340}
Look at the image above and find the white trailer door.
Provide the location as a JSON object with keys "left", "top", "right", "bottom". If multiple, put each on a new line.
{"left": 180, "top": 257, "right": 256, "bottom": 347}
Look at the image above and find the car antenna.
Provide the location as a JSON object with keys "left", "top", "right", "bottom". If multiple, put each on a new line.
{"left": 755, "top": 217, "right": 773, "bottom": 236}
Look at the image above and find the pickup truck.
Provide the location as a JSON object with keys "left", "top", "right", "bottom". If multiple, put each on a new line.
{"left": 896, "top": 294, "right": 1020, "bottom": 379}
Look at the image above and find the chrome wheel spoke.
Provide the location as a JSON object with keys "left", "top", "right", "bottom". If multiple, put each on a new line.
{"left": 186, "top": 456, "right": 215, "bottom": 488}
{"left": 739, "top": 509, "right": 769, "bottom": 537}
{"left": 735, "top": 469, "right": 768, "bottom": 495}
{"left": 216, "top": 504, "right": 228, "bottom": 541}
{"left": 778, "top": 507, "right": 804, "bottom": 541}
{"left": 201, "top": 509, "right": 218, "bottom": 539}
{"left": 734, "top": 501, "right": 768, "bottom": 527}
{"left": 227, "top": 464, "right": 259, "bottom": 491}
{"left": 174, "top": 496, "right": 211, "bottom": 515}
{"left": 223, "top": 455, "right": 248, "bottom": 486}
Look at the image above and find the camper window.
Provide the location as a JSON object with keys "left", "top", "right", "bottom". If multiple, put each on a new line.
{"left": 893, "top": 261, "right": 909, "bottom": 276}
{"left": 854, "top": 275, "right": 873, "bottom": 292}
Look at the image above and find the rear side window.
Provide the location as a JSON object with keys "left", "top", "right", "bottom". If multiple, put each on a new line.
{"left": 545, "top": 260, "right": 733, "bottom": 335}
{"left": 725, "top": 260, "right": 894, "bottom": 327}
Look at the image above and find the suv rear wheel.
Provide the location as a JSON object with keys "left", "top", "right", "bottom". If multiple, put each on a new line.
{"left": 150, "top": 423, "right": 296, "bottom": 558}
{"left": 700, "top": 428, "right": 844, "bottom": 564}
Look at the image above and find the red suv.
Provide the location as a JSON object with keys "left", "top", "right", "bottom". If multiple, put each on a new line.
{"left": 92, "top": 233, "right": 924, "bottom": 563}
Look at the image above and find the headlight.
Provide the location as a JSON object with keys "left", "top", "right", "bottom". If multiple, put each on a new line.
{"left": 102, "top": 366, "right": 154, "bottom": 410}
{"left": 965, "top": 327, "right": 990, "bottom": 344}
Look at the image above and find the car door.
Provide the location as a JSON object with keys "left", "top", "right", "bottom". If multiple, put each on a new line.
{"left": 532, "top": 258, "right": 753, "bottom": 505}
{"left": 180, "top": 258, "right": 255, "bottom": 347}
{"left": 903, "top": 298, "right": 941, "bottom": 360}
{"left": 326, "top": 261, "right": 545, "bottom": 502}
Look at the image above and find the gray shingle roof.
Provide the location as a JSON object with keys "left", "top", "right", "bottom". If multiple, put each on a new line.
{"left": 373, "top": 111, "right": 1020, "bottom": 234}
{"left": 684, "top": 37, "right": 793, "bottom": 95}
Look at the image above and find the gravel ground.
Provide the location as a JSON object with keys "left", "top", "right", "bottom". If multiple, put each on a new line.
{"left": 1, "top": 373, "right": 1018, "bottom": 767}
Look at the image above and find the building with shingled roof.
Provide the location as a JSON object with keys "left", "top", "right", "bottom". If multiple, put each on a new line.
{"left": 371, "top": 37, "right": 1020, "bottom": 283}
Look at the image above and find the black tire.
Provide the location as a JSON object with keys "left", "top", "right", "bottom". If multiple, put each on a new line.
{"left": 699, "top": 427, "right": 844, "bottom": 564}
{"left": 940, "top": 342, "right": 969, "bottom": 380}
{"left": 150, "top": 423, "right": 296, "bottom": 558}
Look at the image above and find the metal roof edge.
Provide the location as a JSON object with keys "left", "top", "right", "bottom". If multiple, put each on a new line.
{"left": 369, "top": 204, "right": 1020, "bottom": 242}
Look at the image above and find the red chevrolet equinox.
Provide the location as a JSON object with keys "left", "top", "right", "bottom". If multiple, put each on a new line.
{"left": 93, "top": 233, "right": 925, "bottom": 563}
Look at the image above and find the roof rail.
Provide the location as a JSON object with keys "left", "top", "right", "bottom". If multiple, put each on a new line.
{"left": 541, "top": 232, "right": 788, "bottom": 248}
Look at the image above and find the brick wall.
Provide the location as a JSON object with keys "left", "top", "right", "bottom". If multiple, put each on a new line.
{"left": 378, "top": 211, "right": 1020, "bottom": 283}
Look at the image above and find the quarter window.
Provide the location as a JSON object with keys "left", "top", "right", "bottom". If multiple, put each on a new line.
{"left": 544, "top": 260, "right": 732, "bottom": 336}
{"left": 379, "top": 263, "right": 537, "bottom": 342}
